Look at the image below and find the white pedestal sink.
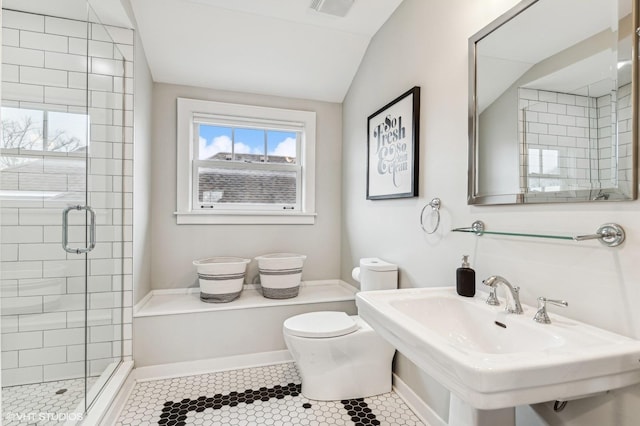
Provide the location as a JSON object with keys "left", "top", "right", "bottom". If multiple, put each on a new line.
{"left": 356, "top": 287, "right": 640, "bottom": 426}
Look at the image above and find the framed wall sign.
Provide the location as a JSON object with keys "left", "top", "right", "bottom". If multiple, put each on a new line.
{"left": 366, "top": 86, "right": 420, "bottom": 200}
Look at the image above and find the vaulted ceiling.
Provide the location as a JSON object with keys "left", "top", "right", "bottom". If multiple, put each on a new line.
{"left": 129, "top": 0, "right": 404, "bottom": 102}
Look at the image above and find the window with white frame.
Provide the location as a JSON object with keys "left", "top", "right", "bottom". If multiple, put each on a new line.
{"left": 527, "top": 147, "right": 562, "bottom": 192}
{"left": 1, "top": 107, "right": 88, "bottom": 155}
{"left": 176, "top": 98, "right": 316, "bottom": 224}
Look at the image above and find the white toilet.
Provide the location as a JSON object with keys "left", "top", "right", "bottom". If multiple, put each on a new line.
{"left": 283, "top": 258, "right": 397, "bottom": 401}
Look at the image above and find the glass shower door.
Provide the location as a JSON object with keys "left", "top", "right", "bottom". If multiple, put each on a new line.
{"left": 1, "top": 2, "right": 127, "bottom": 421}
{"left": 83, "top": 4, "right": 128, "bottom": 411}
{"left": 1, "top": 83, "right": 92, "bottom": 422}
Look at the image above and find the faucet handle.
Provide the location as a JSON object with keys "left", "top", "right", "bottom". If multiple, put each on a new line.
{"left": 533, "top": 297, "right": 568, "bottom": 324}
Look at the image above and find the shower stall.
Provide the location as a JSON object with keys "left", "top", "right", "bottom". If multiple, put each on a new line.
{"left": 1, "top": 1, "right": 133, "bottom": 422}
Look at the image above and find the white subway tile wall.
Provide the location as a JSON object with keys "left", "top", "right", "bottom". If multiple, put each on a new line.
{"left": 1, "top": 11, "right": 133, "bottom": 387}
{"left": 517, "top": 86, "right": 632, "bottom": 202}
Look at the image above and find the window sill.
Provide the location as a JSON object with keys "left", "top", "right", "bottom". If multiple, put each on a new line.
{"left": 174, "top": 211, "right": 317, "bottom": 225}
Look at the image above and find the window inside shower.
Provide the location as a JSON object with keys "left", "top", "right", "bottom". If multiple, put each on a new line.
{"left": 1, "top": 4, "right": 133, "bottom": 420}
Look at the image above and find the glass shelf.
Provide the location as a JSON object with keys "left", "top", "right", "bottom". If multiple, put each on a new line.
{"left": 451, "top": 220, "right": 626, "bottom": 247}
{"left": 452, "top": 227, "right": 574, "bottom": 241}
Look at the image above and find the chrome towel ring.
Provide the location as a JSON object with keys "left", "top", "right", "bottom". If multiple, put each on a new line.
{"left": 420, "top": 198, "right": 441, "bottom": 234}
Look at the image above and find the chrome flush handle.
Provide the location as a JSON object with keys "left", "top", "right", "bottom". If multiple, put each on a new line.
{"left": 533, "top": 297, "right": 568, "bottom": 324}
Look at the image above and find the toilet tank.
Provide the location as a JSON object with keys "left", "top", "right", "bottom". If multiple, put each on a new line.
{"left": 358, "top": 258, "right": 398, "bottom": 291}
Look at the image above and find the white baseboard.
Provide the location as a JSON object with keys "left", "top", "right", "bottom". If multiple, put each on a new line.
{"left": 393, "top": 373, "right": 447, "bottom": 426}
{"left": 132, "top": 350, "right": 293, "bottom": 382}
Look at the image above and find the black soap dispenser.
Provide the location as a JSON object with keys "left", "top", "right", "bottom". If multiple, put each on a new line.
{"left": 456, "top": 255, "right": 476, "bottom": 297}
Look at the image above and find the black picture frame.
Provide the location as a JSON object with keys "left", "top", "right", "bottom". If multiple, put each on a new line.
{"left": 366, "top": 86, "right": 420, "bottom": 200}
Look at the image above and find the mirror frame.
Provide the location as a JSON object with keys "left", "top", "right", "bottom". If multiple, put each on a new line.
{"left": 468, "top": 0, "right": 639, "bottom": 205}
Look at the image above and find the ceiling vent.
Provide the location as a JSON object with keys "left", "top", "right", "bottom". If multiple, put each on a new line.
{"left": 309, "top": 0, "right": 354, "bottom": 17}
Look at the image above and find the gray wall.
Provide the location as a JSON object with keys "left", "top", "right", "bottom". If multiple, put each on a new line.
{"left": 341, "top": 0, "right": 640, "bottom": 424}
{"left": 150, "top": 83, "right": 342, "bottom": 290}
{"left": 478, "top": 83, "right": 520, "bottom": 196}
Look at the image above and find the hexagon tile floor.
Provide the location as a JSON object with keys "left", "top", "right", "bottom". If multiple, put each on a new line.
{"left": 116, "top": 362, "right": 425, "bottom": 426}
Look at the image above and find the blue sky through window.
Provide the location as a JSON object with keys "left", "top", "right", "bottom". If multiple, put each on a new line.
{"left": 267, "top": 131, "right": 297, "bottom": 159}
{"left": 199, "top": 124, "right": 297, "bottom": 160}
{"left": 234, "top": 128, "right": 264, "bottom": 155}
{"left": 199, "top": 124, "right": 231, "bottom": 143}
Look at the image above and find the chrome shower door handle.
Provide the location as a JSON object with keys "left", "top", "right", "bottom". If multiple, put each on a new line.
{"left": 62, "top": 205, "right": 96, "bottom": 254}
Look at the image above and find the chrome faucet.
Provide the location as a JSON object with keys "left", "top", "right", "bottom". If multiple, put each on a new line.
{"left": 482, "top": 275, "right": 523, "bottom": 314}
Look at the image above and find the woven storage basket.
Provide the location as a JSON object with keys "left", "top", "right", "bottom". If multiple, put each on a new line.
{"left": 255, "top": 253, "right": 307, "bottom": 299}
{"left": 193, "top": 257, "right": 250, "bottom": 303}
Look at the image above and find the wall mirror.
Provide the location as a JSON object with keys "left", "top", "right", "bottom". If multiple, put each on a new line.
{"left": 468, "top": 0, "right": 638, "bottom": 204}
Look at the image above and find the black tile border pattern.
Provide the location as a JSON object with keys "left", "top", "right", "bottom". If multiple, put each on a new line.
{"left": 157, "top": 383, "right": 381, "bottom": 426}
{"left": 158, "top": 383, "right": 301, "bottom": 425}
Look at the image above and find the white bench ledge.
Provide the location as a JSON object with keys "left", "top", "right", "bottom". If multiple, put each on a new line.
{"left": 134, "top": 280, "right": 357, "bottom": 318}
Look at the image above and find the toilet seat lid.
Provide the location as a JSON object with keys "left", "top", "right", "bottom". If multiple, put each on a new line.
{"left": 284, "top": 311, "right": 358, "bottom": 338}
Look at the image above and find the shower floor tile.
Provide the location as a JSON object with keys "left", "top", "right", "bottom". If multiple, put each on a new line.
{"left": 2, "top": 377, "right": 98, "bottom": 426}
{"left": 116, "top": 363, "right": 424, "bottom": 426}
